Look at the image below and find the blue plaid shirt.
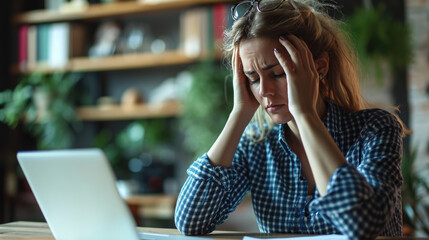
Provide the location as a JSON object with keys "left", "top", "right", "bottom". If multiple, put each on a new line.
{"left": 175, "top": 101, "right": 403, "bottom": 240}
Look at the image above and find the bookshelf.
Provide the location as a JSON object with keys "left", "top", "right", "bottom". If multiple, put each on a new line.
{"left": 11, "top": 50, "right": 214, "bottom": 75}
{"left": 11, "top": 0, "right": 235, "bottom": 120}
{"left": 5, "top": 0, "right": 236, "bottom": 223}
{"left": 12, "top": 0, "right": 234, "bottom": 24}
{"left": 76, "top": 101, "right": 182, "bottom": 121}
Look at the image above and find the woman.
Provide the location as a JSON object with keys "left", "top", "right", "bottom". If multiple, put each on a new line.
{"left": 175, "top": 0, "right": 406, "bottom": 239}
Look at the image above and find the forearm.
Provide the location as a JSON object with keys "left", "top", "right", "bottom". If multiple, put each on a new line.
{"left": 294, "top": 112, "right": 347, "bottom": 195}
{"left": 175, "top": 176, "right": 226, "bottom": 235}
{"left": 175, "top": 155, "right": 250, "bottom": 235}
{"left": 207, "top": 110, "right": 251, "bottom": 167}
{"left": 311, "top": 164, "right": 402, "bottom": 239}
{"left": 306, "top": 111, "right": 404, "bottom": 239}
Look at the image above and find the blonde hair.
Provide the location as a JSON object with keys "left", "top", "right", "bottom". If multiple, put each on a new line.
{"left": 223, "top": 0, "right": 409, "bottom": 138}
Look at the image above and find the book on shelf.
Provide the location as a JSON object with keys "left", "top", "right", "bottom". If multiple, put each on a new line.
{"left": 18, "top": 25, "right": 29, "bottom": 70}
{"left": 27, "top": 25, "right": 37, "bottom": 69}
{"left": 36, "top": 24, "right": 50, "bottom": 65}
{"left": 48, "top": 23, "right": 70, "bottom": 67}
{"left": 138, "top": 0, "right": 182, "bottom": 4}
{"left": 213, "top": 3, "right": 226, "bottom": 48}
{"left": 16, "top": 22, "right": 87, "bottom": 71}
{"left": 180, "top": 7, "right": 204, "bottom": 57}
{"left": 69, "top": 24, "right": 87, "bottom": 58}
{"left": 179, "top": 3, "right": 232, "bottom": 57}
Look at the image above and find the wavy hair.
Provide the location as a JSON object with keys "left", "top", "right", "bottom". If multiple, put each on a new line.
{"left": 223, "top": 0, "right": 409, "bottom": 138}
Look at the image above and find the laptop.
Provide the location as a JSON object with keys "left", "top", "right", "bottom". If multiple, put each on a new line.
{"left": 17, "top": 148, "right": 211, "bottom": 240}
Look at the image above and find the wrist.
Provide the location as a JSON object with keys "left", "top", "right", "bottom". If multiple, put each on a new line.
{"left": 231, "top": 106, "right": 257, "bottom": 123}
{"left": 292, "top": 110, "right": 321, "bottom": 126}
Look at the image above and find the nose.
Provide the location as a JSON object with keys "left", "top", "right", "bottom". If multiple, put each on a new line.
{"left": 259, "top": 77, "right": 275, "bottom": 97}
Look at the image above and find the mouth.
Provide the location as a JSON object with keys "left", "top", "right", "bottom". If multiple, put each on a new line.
{"left": 266, "top": 104, "right": 285, "bottom": 112}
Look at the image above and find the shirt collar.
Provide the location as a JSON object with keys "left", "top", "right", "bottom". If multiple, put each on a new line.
{"left": 278, "top": 100, "right": 344, "bottom": 143}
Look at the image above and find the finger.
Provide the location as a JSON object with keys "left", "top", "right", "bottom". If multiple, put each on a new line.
{"left": 278, "top": 36, "right": 301, "bottom": 67}
{"left": 287, "top": 36, "right": 319, "bottom": 77}
{"left": 232, "top": 47, "right": 241, "bottom": 75}
{"left": 234, "top": 47, "right": 244, "bottom": 76}
{"left": 298, "top": 37, "right": 317, "bottom": 71}
{"left": 232, "top": 47, "right": 237, "bottom": 69}
{"left": 286, "top": 35, "right": 310, "bottom": 68}
{"left": 274, "top": 46, "right": 295, "bottom": 74}
{"left": 307, "top": 49, "right": 317, "bottom": 72}
{"left": 233, "top": 47, "right": 248, "bottom": 90}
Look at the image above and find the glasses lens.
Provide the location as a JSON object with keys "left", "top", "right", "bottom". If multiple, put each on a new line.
{"left": 258, "top": 0, "right": 285, "bottom": 12}
{"left": 232, "top": 1, "right": 253, "bottom": 20}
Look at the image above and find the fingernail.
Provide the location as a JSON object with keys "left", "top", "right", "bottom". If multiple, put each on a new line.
{"left": 274, "top": 48, "right": 279, "bottom": 54}
{"left": 279, "top": 36, "right": 286, "bottom": 41}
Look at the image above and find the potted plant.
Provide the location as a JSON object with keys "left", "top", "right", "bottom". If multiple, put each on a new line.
{"left": 343, "top": 3, "right": 413, "bottom": 82}
{"left": 0, "top": 72, "right": 82, "bottom": 149}
{"left": 179, "top": 60, "right": 233, "bottom": 157}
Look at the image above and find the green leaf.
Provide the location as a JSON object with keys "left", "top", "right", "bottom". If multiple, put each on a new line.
{"left": 343, "top": 4, "right": 413, "bottom": 83}
{"left": 180, "top": 59, "right": 233, "bottom": 157}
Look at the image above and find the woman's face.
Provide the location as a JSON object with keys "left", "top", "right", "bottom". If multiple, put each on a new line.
{"left": 239, "top": 37, "right": 292, "bottom": 124}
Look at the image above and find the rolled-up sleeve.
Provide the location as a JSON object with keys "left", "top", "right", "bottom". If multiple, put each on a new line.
{"left": 175, "top": 152, "right": 250, "bottom": 235}
{"left": 310, "top": 115, "right": 403, "bottom": 240}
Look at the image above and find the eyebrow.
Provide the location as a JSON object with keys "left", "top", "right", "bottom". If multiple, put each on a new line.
{"left": 244, "top": 63, "right": 279, "bottom": 75}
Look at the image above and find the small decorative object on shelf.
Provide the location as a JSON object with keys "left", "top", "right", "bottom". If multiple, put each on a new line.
{"left": 148, "top": 71, "right": 192, "bottom": 104}
{"left": 121, "top": 88, "right": 144, "bottom": 110}
{"left": 117, "top": 22, "right": 153, "bottom": 54}
{"left": 45, "top": 0, "right": 67, "bottom": 11}
{"left": 96, "top": 96, "right": 116, "bottom": 110}
{"left": 89, "top": 21, "right": 122, "bottom": 58}
{"left": 59, "top": 0, "right": 89, "bottom": 13}
{"left": 150, "top": 38, "right": 167, "bottom": 54}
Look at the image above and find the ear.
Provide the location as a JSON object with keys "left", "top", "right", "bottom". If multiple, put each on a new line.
{"left": 314, "top": 52, "right": 329, "bottom": 77}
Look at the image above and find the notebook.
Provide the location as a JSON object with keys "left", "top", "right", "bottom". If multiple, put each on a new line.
{"left": 17, "top": 148, "right": 211, "bottom": 240}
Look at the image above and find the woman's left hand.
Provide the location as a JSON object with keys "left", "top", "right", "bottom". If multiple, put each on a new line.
{"left": 274, "top": 35, "right": 319, "bottom": 117}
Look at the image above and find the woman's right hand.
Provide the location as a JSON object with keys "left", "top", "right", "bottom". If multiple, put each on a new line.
{"left": 231, "top": 46, "right": 259, "bottom": 120}
{"left": 206, "top": 47, "right": 259, "bottom": 167}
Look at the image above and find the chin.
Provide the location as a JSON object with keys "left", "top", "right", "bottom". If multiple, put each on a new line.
{"left": 268, "top": 113, "right": 293, "bottom": 125}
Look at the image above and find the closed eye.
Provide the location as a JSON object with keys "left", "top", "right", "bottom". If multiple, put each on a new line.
{"left": 272, "top": 73, "right": 285, "bottom": 79}
{"left": 249, "top": 78, "right": 260, "bottom": 85}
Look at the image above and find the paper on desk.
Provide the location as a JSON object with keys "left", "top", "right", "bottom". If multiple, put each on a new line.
{"left": 243, "top": 234, "right": 347, "bottom": 240}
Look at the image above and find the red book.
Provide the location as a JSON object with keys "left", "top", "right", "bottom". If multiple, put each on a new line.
{"left": 18, "top": 25, "right": 29, "bottom": 70}
{"left": 213, "top": 3, "right": 227, "bottom": 46}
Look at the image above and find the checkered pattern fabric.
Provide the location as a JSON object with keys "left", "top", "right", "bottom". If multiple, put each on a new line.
{"left": 175, "top": 101, "right": 403, "bottom": 240}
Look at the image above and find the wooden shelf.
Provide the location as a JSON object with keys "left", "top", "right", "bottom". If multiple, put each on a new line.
{"left": 71, "top": 51, "right": 205, "bottom": 72}
{"left": 12, "top": 0, "right": 236, "bottom": 24}
{"left": 125, "top": 194, "right": 176, "bottom": 206}
{"left": 126, "top": 194, "right": 177, "bottom": 219}
{"left": 76, "top": 101, "right": 182, "bottom": 121}
{"left": 10, "top": 50, "right": 217, "bottom": 74}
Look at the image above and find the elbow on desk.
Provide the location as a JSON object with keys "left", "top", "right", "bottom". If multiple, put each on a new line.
{"left": 174, "top": 200, "right": 216, "bottom": 235}
{"left": 175, "top": 219, "right": 192, "bottom": 236}
{"left": 175, "top": 223, "right": 213, "bottom": 236}
{"left": 327, "top": 206, "right": 399, "bottom": 240}
{"left": 174, "top": 215, "right": 214, "bottom": 236}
